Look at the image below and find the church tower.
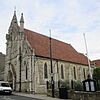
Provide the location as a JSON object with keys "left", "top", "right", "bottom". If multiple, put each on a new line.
{"left": 5, "top": 10, "right": 19, "bottom": 91}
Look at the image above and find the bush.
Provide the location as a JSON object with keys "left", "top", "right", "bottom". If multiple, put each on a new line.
{"left": 93, "top": 67, "right": 100, "bottom": 80}
{"left": 96, "top": 80, "right": 100, "bottom": 91}
{"left": 58, "top": 80, "right": 71, "bottom": 90}
{"left": 93, "top": 67, "right": 100, "bottom": 91}
{"left": 58, "top": 80, "right": 83, "bottom": 91}
{"left": 73, "top": 80, "right": 83, "bottom": 91}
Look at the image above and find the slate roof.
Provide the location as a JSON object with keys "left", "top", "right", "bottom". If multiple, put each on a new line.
{"left": 24, "top": 29, "right": 88, "bottom": 65}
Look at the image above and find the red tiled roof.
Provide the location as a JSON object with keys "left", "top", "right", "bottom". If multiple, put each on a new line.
{"left": 92, "top": 60, "right": 100, "bottom": 67}
{"left": 25, "top": 29, "right": 88, "bottom": 65}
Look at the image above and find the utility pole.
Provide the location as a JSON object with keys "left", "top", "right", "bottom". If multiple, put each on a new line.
{"left": 49, "top": 29, "right": 54, "bottom": 97}
{"left": 83, "top": 33, "right": 92, "bottom": 79}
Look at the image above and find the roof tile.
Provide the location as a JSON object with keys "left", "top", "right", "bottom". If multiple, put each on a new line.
{"left": 25, "top": 29, "right": 88, "bottom": 65}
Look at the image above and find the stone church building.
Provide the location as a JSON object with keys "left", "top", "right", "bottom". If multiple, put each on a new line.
{"left": 5, "top": 11, "right": 93, "bottom": 93}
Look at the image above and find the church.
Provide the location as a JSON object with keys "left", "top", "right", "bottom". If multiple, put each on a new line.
{"left": 4, "top": 11, "right": 93, "bottom": 93}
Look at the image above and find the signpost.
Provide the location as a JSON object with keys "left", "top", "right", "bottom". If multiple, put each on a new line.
{"left": 83, "top": 78, "right": 96, "bottom": 92}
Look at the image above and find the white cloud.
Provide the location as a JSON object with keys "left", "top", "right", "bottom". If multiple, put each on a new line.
{"left": 0, "top": 0, "right": 100, "bottom": 60}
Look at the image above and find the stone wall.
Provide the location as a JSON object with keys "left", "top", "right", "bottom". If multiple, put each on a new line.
{"left": 68, "top": 91, "right": 100, "bottom": 100}
{"left": 47, "top": 89, "right": 59, "bottom": 98}
{"left": 47, "top": 89, "right": 100, "bottom": 100}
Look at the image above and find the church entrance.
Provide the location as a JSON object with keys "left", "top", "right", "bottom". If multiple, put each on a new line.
{"left": 8, "top": 70, "right": 13, "bottom": 88}
{"left": 7, "top": 63, "right": 16, "bottom": 91}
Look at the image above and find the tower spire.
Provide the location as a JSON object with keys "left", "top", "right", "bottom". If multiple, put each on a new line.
{"left": 20, "top": 13, "right": 24, "bottom": 23}
{"left": 11, "top": 9, "right": 18, "bottom": 24}
{"left": 8, "top": 10, "right": 18, "bottom": 33}
{"left": 20, "top": 13, "right": 24, "bottom": 32}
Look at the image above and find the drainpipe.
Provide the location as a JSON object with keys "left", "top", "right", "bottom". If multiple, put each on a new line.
{"left": 33, "top": 55, "right": 36, "bottom": 94}
{"left": 19, "top": 47, "right": 22, "bottom": 92}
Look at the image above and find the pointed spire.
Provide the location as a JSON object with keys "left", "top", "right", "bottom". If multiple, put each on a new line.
{"left": 8, "top": 10, "right": 18, "bottom": 33}
{"left": 12, "top": 10, "right": 18, "bottom": 24}
{"left": 20, "top": 13, "right": 24, "bottom": 32}
{"left": 20, "top": 13, "right": 24, "bottom": 23}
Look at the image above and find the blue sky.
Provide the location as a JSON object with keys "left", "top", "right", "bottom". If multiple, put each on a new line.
{"left": 0, "top": 0, "right": 100, "bottom": 60}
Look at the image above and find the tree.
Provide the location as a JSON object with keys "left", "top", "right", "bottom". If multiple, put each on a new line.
{"left": 93, "top": 67, "right": 100, "bottom": 80}
{"left": 93, "top": 67, "right": 100, "bottom": 90}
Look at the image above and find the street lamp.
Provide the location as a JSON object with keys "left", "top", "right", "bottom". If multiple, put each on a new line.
{"left": 49, "top": 29, "right": 54, "bottom": 97}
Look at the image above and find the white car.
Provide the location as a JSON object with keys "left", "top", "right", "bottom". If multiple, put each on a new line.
{"left": 0, "top": 81, "right": 12, "bottom": 94}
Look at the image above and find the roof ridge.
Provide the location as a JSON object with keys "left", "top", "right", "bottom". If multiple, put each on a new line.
{"left": 24, "top": 28, "right": 71, "bottom": 45}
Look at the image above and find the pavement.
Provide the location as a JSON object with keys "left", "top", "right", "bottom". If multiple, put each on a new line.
{"left": 13, "top": 92, "right": 72, "bottom": 100}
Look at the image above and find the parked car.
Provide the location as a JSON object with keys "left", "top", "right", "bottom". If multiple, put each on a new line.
{"left": 0, "top": 81, "right": 12, "bottom": 94}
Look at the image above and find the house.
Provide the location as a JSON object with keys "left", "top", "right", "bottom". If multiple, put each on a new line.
{"left": 92, "top": 60, "right": 100, "bottom": 67}
{"left": 4, "top": 11, "right": 93, "bottom": 93}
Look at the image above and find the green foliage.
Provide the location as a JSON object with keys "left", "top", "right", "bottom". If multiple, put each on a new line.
{"left": 96, "top": 80, "right": 100, "bottom": 91}
{"left": 73, "top": 80, "right": 83, "bottom": 91}
{"left": 59, "top": 80, "right": 71, "bottom": 90}
{"left": 93, "top": 67, "right": 100, "bottom": 80}
{"left": 58, "top": 80, "right": 83, "bottom": 91}
{"left": 93, "top": 67, "right": 100, "bottom": 91}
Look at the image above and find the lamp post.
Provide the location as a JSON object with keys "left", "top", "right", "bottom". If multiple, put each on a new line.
{"left": 49, "top": 29, "right": 54, "bottom": 97}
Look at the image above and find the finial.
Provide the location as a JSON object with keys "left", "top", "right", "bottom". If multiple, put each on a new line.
{"left": 20, "top": 13, "right": 24, "bottom": 23}
{"left": 21, "top": 13, "right": 23, "bottom": 16}
{"left": 14, "top": 6, "right": 16, "bottom": 14}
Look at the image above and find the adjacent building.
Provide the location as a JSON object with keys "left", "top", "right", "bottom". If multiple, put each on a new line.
{"left": 4, "top": 11, "right": 94, "bottom": 93}
{"left": 0, "top": 52, "right": 5, "bottom": 81}
{"left": 92, "top": 60, "right": 100, "bottom": 67}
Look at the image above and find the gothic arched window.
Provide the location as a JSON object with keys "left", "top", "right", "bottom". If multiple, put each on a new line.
{"left": 73, "top": 67, "right": 76, "bottom": 80}
{"left": 24, "top": 61, "right": 28, "bottom": 79}
{"left": 83, "top": 68, "right": 86, "bottom": 79}
{"left": 44, "top": 63, "right": 48, "bottom": 78}
{"left": 26, "top": 65, "right": 28, "bottom": 79}
{"left": 61, "top": 65, "right": 64, "bottom": 79}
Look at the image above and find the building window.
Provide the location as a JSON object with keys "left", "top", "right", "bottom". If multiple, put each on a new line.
{"left": 26, "top": 65, "right": 28, "bottom": 79}
{"left": 83, "top": 68, "right": 86, "bottom": 79}
{"left": 57, "top": 65, "right": 59, "bottom": 73}
{"left": 57, "top": 61, "right": 59, "bottom": 73}
{"left": 44, "top": 62, "right": 48, "bottom": 78}
{"left": 61, "top": 65, "right": 64, "bottom": 79}
{"left": 24, "top": 61, "right": 28, "bottom": 79}
{"left": 74, "top": 67, "right": 76, "bottom": 80}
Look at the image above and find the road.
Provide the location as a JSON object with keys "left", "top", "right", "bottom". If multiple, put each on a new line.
{"left": 0, "top": 94, "right": 42, "bottom": 100}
